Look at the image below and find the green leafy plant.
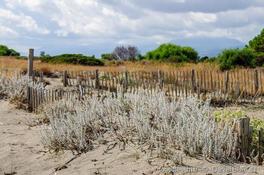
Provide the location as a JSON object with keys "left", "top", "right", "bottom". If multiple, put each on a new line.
{"left": 248, "top": 28, "right": 264, "bottom": 53}
{"left": 214, "top": 109, "right": 264, "bottom": 145}
{"left": 41, "top": 54, "right": 104, "bottom": 66}
{"left": 145, "top": 43, "right": 198, "bottom": 63}
{"left": 0, "top": 45, "right": 20, "bottom": 56}
{"left": 218, "top": 48, "right": 256, "bottom": 70}
{"left": 101, "top": 53, "right": 114, "bottom": 60}
{"left": 214, "top": 110, "right": 245, "bottom": 123}
{"left": 250, "top": 118, "right": 264, "bottom": 143}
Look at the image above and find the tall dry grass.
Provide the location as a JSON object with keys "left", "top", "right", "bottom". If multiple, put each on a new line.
{"left": 0, "top": 56, "right": 219, "bottom": 73}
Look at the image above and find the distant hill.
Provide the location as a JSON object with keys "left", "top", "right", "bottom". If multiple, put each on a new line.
{"left": 172, "top": 37, "right": 245, "bottom": 57}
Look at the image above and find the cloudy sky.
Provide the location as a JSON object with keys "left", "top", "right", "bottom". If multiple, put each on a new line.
{"left": 0, "top": 0, "right": 264, "bottom": 57}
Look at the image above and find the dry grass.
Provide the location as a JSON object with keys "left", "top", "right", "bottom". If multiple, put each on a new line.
{"left": 0, "top": 56, "right": 219, "bottom": 73}
{"left": 2, "top": 57, "right": 264, "bottom": 96}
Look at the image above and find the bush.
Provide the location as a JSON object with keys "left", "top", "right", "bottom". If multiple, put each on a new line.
{"left": 218, "top": 48, "right": 256, "bottom": 70}
{"left": 214, "top": 109, "right": 264, "bottom": 148}
{"left": 101, "top": 53, "right": 114, "bottom": 61}
{"left": 41, "top": 91, "right": 236, "bottom": 162}
{"left": 41, "top": 54, "right": 104, "bottom": 66}
{"left": 0, "top": 75, "right": 44, "bottom": 109}
{"left": 248, "top": 28, "right": 264, "bottom": 53}
{"left": 255, "top": 52, "right": 264, "bottom": 67}
{"left": 145, "top": 43, "right": 198, "bottom": 63}
{"left": 0, "top": 45, "right": 20, "bottom": 56}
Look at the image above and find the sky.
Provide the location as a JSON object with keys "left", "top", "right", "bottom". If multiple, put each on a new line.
{"left": 0, "top": 0, "right": 264, "bottom": 57}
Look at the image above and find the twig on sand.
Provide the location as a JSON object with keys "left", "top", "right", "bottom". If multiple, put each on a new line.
{"left": 50, "top": 153, "right": 81, "bottom": 174}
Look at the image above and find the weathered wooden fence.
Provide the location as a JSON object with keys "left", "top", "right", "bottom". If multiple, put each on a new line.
{"left": 26, "top": 86, "right": 96, "bottom": 112}
{"left": 60, "top": 69, "right": 264, "bottom": 103}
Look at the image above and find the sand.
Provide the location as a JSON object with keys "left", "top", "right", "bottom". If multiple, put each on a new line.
{"left": 1, "top": 100, "right": 264, "bottom": 175}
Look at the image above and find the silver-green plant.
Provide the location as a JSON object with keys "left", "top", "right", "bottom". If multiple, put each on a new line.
{"left": 41, "top": 90, "right": 237, "bottom": 162}
{"left": 0, "top": 75, "right": 44, "bottom": 107}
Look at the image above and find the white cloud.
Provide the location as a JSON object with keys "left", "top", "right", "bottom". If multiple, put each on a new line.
{"left": 0, "top": 9, "right": 50, "bottom": 34}
{"left": 5, "top": 0, "right": 47, "bottom": 11}
{"left": 50, "top": 0, "right": 138, "bottom": 37}
{"left": 0, "top": 26, "right": 18, "bottom": 37}
{"left": 189, "top": 12, "right": 217, "bottom": 23}
{"left": 55, "top": 30, "right": 68, "bottom": 37}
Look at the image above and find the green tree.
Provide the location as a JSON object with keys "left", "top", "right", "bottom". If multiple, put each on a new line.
{"left": 218, "top": 48, "right": 256, "bottom": 70}
{"left": 145, "top": 43, "right": 198, "bottom": 63}
{"left": 0, "top": 45, "right": 20, "bottom": 56}
{"left": 248, "top": 28, "right": 264, "bottom": 66}
{"left": 248, "top": 28, "right": 264, "bottom": 52}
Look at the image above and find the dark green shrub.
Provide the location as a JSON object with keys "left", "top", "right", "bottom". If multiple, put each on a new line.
{"left": 101, "top": 53, "right": 114, "bottom": 61}
{"left": 255, "top": 52, "right": 264, "bottom": 67}
{"left": 137, "top": 54, "right": 145, "bottom": 60}
{"left": 199, "top": 56, "right": 209, "bottom": 62}
{"left": 218, "top": 48, "right": 256, "bottom": 70}
{"left": 0, "top": 45, "right": 20, "bottom": 56}
{"left": 145, "top": 43, "right": 198, "bottom": 63}
{"left": 248, "top": 28, "right": 264, "bottom": 52}
{"left": 41, "top": 54, "right": 104, "bottom": 66}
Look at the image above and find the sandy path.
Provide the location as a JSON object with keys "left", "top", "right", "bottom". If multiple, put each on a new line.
{"left": 1, "top": 100, "right": 264, "bottom": 175}
{"left": 0, "top": 100, "right": 70, "bottom": 175}
{"left": 0, "top": 100, "right": 157, "bottom": 175}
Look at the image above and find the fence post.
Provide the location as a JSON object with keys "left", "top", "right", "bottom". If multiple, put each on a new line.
{"left": 158, "top": 70, "right": 164, "bottom": 90}
{"left": 32, "top": 71, "right": 35, "bottom": 83}
{"left": 40, "top": 72, "right": 44, "bottom": 82}
{"left": 63, "top": 70, "right": 68, "bottom": 87}
{"left": 28, "top": 48, "right": 34, "bottom": 77}
{"left": 77, "top": 76, "right": 81, "bottom": 86}
{"left": 254, "top": 69, "right": 259, "bottom": 94}
{"left": 224, "top": 71, "right": 229, "bottom": 94}
{"left": 236, "top": 117, "right": 250, "bottom": 162}
{"left": 124, "top": 71, "right": 128, "bottom": 93}
{"left": 257, "top": 129, "right": 264, "bottom": 165}
{"left": 27, "top": 86, "right": 32, "bottom": 112}
{"left": 191, "top": 69, "right": 196, "bottom": 93}
{"left": 95, "top": 69, "right": 100, "bottom": 89}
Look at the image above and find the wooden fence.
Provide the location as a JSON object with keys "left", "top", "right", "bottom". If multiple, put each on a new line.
{"left": 1, "top": 67, "right": 264, "bottom": 104}
{"left": 60, "top": 69, "right": 264, "bottom": 103}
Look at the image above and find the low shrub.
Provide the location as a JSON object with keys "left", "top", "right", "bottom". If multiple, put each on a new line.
{"left": 218, "top": 48, "right": 256, "bottom": 70}
{"left": 101, "top": 53, "right": 114, "bottom": 61}
{"left": 41, "top": 54, "right": 104, "bottom": 66}
{"left": 41, "top": 91, "right": 236, "bottom": 162}
{"left": 255, "top": 52, "right": 264, "bottom": 67}
{"left": 0, "top": 44, "right": 20, "bottom": 56}
{"left": 214, "top": 109, "right": 264, "bottom": 148}
{"left": 0, "top": 75, "right": 44, "bottom": 109}
{"left": 146, "top": 43, "right": 198, "bottom": 63}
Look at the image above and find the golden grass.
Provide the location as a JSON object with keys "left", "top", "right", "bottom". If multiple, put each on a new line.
{"left": 0, "top": 56, "right": 219, "bottom": 73}
{"left": 1, "top": 56, "right": 264, "bottom": 95}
